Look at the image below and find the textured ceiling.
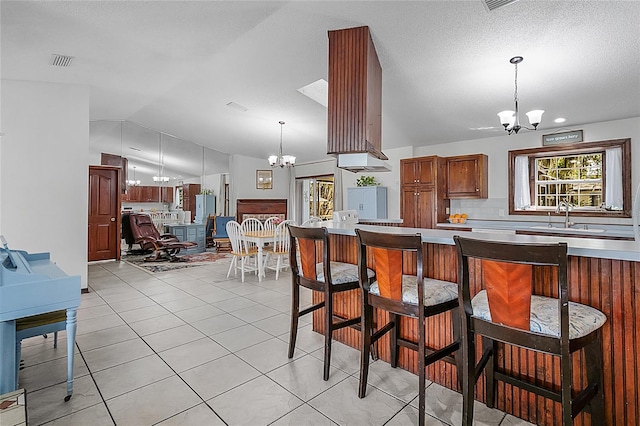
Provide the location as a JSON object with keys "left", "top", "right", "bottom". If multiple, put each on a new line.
{"left": 2, "top": 1, "right": 639, "bottom": 167}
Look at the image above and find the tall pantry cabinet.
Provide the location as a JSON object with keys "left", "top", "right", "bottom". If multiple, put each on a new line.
{"left": 400, "top": 156, "right": 449, "bottom": 228}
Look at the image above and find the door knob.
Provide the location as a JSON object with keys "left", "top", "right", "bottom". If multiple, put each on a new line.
{"left": 110, "top": 217, "right": 116, "bottom": 222}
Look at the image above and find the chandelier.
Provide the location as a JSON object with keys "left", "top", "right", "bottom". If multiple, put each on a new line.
{"left": 126, "top": 166, "right": 140, "bottom": 186}
{"left": 268, "top": 121, "right": 295, "bottom": 168}
{"left": 497, "top": 56, "right": 544, "bottom": 135}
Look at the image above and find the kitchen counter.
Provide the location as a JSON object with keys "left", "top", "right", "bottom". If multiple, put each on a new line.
{"left": 314, "top": 221, "right": 640, "bottom": 262}
{"left": 309, "top": 220, "right": 640, "bottom": 425}
{"left": 436, "top": 219, "right": 635, "bottom": 240}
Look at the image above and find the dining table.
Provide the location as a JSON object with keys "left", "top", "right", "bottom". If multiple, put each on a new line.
{"left": 243, "top": 229, "right": 274, "bottom": 282}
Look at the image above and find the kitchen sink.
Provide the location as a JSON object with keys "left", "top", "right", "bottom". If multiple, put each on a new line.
{"left": 529, "top": 226, "right": 606, "bottom": 233}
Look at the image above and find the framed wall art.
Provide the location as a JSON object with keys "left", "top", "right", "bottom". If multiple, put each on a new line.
{"left": 256, "top": 170, "right": 273, "bottom": 190}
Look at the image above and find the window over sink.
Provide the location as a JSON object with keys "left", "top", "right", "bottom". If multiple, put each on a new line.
{"left": 508, "top": 138, "right": 631, "bottom": 217}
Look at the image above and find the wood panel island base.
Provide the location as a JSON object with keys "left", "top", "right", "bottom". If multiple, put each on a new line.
{"left": 305, "top": 225, "right": 640, "bottom": 426}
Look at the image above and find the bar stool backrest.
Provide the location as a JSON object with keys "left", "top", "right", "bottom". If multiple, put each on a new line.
{"left": 454, "top": 236, "right": 568, "bottom": 339}
{"left": 288, "top": 225, "right": 327, "bottom": 282}
{"left": 356, "top": 229, "right": 423, "bottom": 305}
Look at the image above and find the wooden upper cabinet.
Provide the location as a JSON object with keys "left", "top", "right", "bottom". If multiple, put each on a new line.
{"left": 401, "top": 157, "right": 436, "bottom": 186}
{"left": 122, "top": 185, "right": 173, "bottom": 203}
{"left": 101, "top": 153, "right": 127, "bottom": 194}
{"left": 161, "top": 187, "right": 173, "bottom": 204}
{"left": 446, "top": 154, "right": 488, "bottom": 198}
{"left": 327, "top": 26, "right": 384, "bottom": 159}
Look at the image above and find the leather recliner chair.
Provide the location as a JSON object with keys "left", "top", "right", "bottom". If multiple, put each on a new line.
{"left": 127, "top": 213, "right": 197, "bottom": 261}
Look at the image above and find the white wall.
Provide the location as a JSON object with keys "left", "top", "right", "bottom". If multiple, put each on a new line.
{"left": 340, "top": 146, "right": 415, "bottom": 219}
{"left": 229, "top": 154, "right": 291, "bottom": 216}
{"left": 204, "top": 117, "right": 640, "bottom": 225}
{"left": 413, "top": 117, "right": 640, "bottom": 223}
{"left": 1, "top": 79, "right": 89, "bottom": 288}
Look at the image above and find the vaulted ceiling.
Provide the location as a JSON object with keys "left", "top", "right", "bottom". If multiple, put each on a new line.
{"left": 2, "top": 1, "right": 639, "bottom": 166}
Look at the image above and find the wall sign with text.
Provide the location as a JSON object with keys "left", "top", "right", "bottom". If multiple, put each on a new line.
{"left": 542, "top": 130, "right": 583, "bottom": 146}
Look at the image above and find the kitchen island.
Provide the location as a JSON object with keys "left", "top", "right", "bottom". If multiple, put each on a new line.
{"left": 308, "top": 221, "right": 639, "bottom": 426}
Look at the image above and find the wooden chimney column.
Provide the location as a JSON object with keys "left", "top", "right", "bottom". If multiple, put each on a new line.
{"left": 327, "top": 26, "right": 386, "bottom": 160}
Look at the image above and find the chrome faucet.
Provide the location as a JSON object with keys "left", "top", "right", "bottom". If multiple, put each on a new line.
{"left": 555, "top": 200, "right": 575, "bottom": 228}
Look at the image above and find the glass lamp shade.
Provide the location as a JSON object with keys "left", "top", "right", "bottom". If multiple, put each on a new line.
{"left": 525, "top": 110, "right": 545, "bottom": 127}
{"left": 268, "top": 155, "right": 278, "bottom": 166}
{"left": 282, "top": 155, "right": 295, "bottom": 166}
{"left": 497, "top": 110, "right": 515, "bottom": 128}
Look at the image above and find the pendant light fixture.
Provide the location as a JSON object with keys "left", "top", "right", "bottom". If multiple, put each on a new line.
{"left": 268, "top": 121, "right": 295, "bottom": 168}
{"left": 127, "top": 166, "right": 140, "bottom": 186}
{"left": 497, "top": 56, "right": 544, "bottom": 134}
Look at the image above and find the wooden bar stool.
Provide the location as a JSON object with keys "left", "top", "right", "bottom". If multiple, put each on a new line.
{"left": 454, "top": 236, "right": 606, "bottom": 425}
{"left": 287, "top": 225, "right": 375, "bottom": 381}
{"left": 355, "top": 229, "right": 461, "bottom": 426}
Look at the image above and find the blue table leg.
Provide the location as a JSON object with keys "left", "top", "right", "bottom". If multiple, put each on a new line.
{"left": 0, "top": 320, "right": 17, "bottom": 394}
{"left": 64, "top": 308, "right": 77, "bottom": 401}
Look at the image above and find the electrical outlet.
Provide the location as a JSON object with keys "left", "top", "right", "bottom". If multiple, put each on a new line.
{"left": 499, "top": 209, "right": 505, "bottom": 217}
{"left": 445, "top": 207, "right": 450, "bottom": 214}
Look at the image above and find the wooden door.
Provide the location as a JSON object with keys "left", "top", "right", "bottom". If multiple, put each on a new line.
{"left": 88, "top": 166, "right": 120, "bottom": 261}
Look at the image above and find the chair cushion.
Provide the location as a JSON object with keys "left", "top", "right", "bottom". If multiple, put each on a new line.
{"left": 314, "top": 261, "right": 374, "bottom": 284}
{"left": 471, "top": 290, "right": 606, "bottom": 339}
{"left": 369, "top": 275, "right": 458, "bottom": 307}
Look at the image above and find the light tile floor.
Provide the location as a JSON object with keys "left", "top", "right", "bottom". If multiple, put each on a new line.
{"left": 18, "top": 256, "right": 535, "bottom": 425}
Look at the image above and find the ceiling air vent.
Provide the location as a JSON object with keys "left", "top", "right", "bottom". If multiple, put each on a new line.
{"left": 483, "top": 0, "right": 520, "bottom": 11}
{"left": 49, "top": 54, "right": 74, "bottom": 67}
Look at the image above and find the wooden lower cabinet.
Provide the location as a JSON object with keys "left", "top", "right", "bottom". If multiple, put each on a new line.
{"left": 319, "top": 233, "right": 639, "bottom": 426}
{"left": 401, "top": 187, "right": 437, "bottom": 229}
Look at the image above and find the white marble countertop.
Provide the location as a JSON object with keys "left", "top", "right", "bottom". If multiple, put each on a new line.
{"left": 311, "top": 221, "right": 640, "bottom": 262}
{"left": 435, "top": 219, "right": 634, "bottom": 239}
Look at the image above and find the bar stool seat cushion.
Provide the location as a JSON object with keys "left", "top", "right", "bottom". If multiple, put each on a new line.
{"left": 471, "top": 290, "right": 606, "bottom": 339}
{"left": 312, "top": 261, "right": 375, "bottom": 284}
{"left": 369, "top": 275, "right": 458, "bottom": 306}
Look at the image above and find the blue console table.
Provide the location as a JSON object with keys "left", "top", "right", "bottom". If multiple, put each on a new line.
{"left": 165, "top": 224, "right": 206, "bottom": 253}
{"left": 0, "top": 240, "right": 80, "bottom": 400}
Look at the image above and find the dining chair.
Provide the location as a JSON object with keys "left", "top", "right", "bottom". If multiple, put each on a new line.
{"left": 263, "top": 216, "right": 281, "bottom": 233}
{"left": 454, "top": 236, "right": 606, "bottom": 426}
{"left": 211, "top": 215, "right": 234, "bottom": 253}
{"left": 241, "top": 217, "right": 264, "bottom": 233}
{"left": 241, "top": 217, "right": 265, "bottom": 250}
{"left": 301, "top": 216, "right": 322, "bottom": 226}
{"left": 264, "top": 219, "right": 295, "bottom": 279}
{"left": 355, "top": 229, "right": 460, "bottom": 426}
{"left": 204, "top": 214, "right": 216, "bottom": 247}
{"left": 287, "top": 225, "right": 375, "bottom": 380}
{"left": 226, "top": 220, "right": 259, "bottom": 282}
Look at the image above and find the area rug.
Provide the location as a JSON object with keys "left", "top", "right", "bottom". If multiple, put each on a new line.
{"left": 123, "top": 251, "right": 230, "bottom": 273}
